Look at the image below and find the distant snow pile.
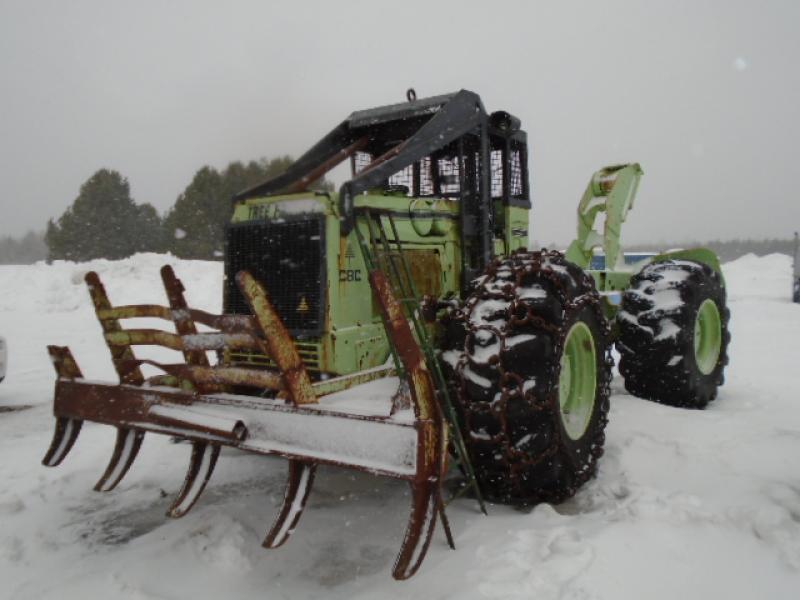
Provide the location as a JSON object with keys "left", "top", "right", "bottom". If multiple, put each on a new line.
{"left": 721, "top": 253, "right": 792, "bottom": 301}
{"left": 0, "top": 253, "right": 223, "bottom": 313}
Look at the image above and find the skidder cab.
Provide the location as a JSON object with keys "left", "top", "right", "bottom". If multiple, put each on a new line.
{"left": 43, "top": 90, "right": 730, "bottom": 580}
{"left": 223, "top": 90, "right": 531, "bottom": 377}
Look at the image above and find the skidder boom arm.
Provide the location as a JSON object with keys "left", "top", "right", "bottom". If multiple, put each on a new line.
{"left": 565, "top": 163, "right": 643, "bottom": 271}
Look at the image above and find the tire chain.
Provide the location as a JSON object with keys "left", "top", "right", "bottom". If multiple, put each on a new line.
{"left": 442, "top": 249, "right": 613, "bottom": 503}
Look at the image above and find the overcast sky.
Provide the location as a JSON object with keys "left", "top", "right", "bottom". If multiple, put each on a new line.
{"left": 1, "top": 0, "right": 798, "bottom": 245}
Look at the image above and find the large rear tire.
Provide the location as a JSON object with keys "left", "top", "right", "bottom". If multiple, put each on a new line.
{"left": 441, "top": 250, "right": 612, "bottom": 505}
{"left": 617, "top": 259, "right": 730, "bottom": 409}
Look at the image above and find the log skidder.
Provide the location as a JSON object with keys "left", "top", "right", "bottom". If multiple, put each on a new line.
{"left": 441, "top": 250, "right": 613, "bottom": 505}
{"left": 42, "top": 91, "right": 731, "bottom": 580}
{"left": 617, "top": 259, "right": 730, "bottom": 409}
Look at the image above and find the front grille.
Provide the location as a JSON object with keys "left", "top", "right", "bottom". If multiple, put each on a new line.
{"left": 227, "top": 342, "right": 321, "bottom": 372}
{"left": 225, "top": 217, "right": 326, "bottom": 335}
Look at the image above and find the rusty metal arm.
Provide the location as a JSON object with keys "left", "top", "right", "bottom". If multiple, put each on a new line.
{"left": 116, "top": 358, "right": 285, "bottom": 392}
{"left": 367, "top": 268, "right": 449, "bottom": 579}
{"left": 103, "top": 329, "right": 262, "bottom": 353}
{"left": 284, "top": 136, "right": 368, "bottom": 194}
{"left": 236, "top": 271, "right": 317, "bottom": 405}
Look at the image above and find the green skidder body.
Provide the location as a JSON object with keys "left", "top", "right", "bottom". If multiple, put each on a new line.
{"left": 227, "top": 191, "right": 530, "bottom": 376}
{"left": 222, "top": 90, "right": 730, "bottom": 507}
{"left": 38, "top": 91, "right": 733, "bottom": 584}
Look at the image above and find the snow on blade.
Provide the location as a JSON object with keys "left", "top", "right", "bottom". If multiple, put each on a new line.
{"left": 100, "top": 429, "right": 136, "bottom": 490}
{"left": 272, "top": 465, "right": 313, "bottom": 544}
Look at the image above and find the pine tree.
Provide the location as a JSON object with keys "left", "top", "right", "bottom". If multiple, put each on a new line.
{"left": 163, "top": 166, "right": 224, "bottom": 259}
{"left": 134, "top": 203, "right": 166, "bottom": 254}
{"left": 45, "top": 169, "right": 163, "bottom": 261}
{"left": 163, "top": 156, "right": 330, "bottom": 259}
{"left": 0, "top": 230, "right": 47, "bottom": 264}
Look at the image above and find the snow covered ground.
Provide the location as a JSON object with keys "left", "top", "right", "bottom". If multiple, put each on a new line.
{"left": 1, "top": 253, "right": 799, "bottom": 599}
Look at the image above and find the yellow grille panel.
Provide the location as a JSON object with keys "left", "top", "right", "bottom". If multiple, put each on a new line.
{"left": 228, "top": 342, "right": 321, "bottom": 372}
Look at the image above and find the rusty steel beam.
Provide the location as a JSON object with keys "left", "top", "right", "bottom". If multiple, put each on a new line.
{"left": 86, "top": 271, "right": 145, "bottom": 385}
{"left": 144, "top": 375, "right": 181, "bottom": 387}
{"left": 368, "top": 271, "right": 438, "bottom": 421}
{"left": 165, "top": 363, "right": 283, "bottom": 391}
{"left": 161, "top": 265, "right": 210, "bottom": 371}
{"left": 42, "top": 346, "right": 85, "bottom": 467}
{"left": 187, "top": 310, "right": 256, "bottom": 334}
{"left": 93, "top": 427, "right": 145, "bottom": 492}
{"left": 236, "top": 271, "right": 317, "bottom": 405}
{"left": 51, "top": 378, "right": 420, "bottom": 476}
{"left": 262, "top": 460, "right": 316, "bottom": 548}
{"left": 42, "top": 416, "right": 83, "bottom": 467}
{"left": 366, "top": 268, "right": 448, "bottom": 580}
{"left": 95, "top": 304, "right": 173, "bottom": 321}
{"left": 285, "top": 136, "right": 368, "bottom": 194}
{"left": 115, "top": 358, "right": 284, "bottom": 392}
{"left": 167, "top": 442, "right": 221, "bottom": 518}
{"left": 310, "top": 365, "right": 396, "bottom": 397}
{"left": 53, "top": 379, "right": 244, "bottom": 442}
{"left": 103, "top": 329, "right": 262, "bottom": 353}
{"left": 95, "top": 304, "right": 258, "bottom": 336}
{"left": 356, "top": 138, "right": 410, "bottom": 178}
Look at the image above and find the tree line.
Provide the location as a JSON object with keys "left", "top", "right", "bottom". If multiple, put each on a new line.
{"left": 0, "top": 231, "right": 47, "bottom": 264}
{"left": 612, "top": 238, "right": 800, "bottom": 263}
{"left": 0, "top": 164, "right": 797, "bottom": 264}
{"left": 40, "top": 156, "right": 330, "bottom": 262}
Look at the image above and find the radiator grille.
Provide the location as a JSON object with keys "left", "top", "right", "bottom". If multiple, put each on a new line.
{"left": 227, "top": 342, "right": 321, "bottom": 372}
{"left": 225, "top": 217, "right": 325, "bottom": 335}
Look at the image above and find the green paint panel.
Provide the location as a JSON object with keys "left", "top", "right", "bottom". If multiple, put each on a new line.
{"left": 231, "top": 191, "right": 489, "bottom": 375}
{"left": 230, "top": 164, "right": 725, "bottom": 376}
{"left": 565, "top": 164, "right": 643, "bottom": 271}
{"left": 694, "top": 298, "right": 722, "bottom": 375}
{"left": 559, "top": 321, "right": 597, "bottom": 440}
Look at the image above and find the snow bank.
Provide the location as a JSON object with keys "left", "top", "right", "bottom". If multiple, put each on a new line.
{"left": 1, "top": 253, "right": 799, "bottom": 599}
{"left": 722, "top": 252, "right": 792, "bottom": 301}
{"left": 0, "top": 253, "right": 223, "bottom": 313}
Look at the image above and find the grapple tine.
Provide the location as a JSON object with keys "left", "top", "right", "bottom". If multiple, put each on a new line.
{"left": 167, "top": 441, "right": 220, "bottom": 518}
{"left": 262, "top": 460, "right": 316, "bottom": 549}
{"left": 392, "top": 481, "right": 440, "bottom": 580}
{"left": 93, "top": 427, "right": 145, "bottom": 492}
{"left": 42, "top": 417, "right": 83, "bottom": 467}
{"left": 44, "top": 346, "right": 85, "bottom": 467}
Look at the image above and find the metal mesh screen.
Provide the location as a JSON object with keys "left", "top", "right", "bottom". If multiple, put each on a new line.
{"left": 490, "top": 149, "right": 503, "bottom": 199}
{"left": 353, "top": 152, "right": 436, "bottom": 197}
{"left": 419, "top": 157, "right": 434, "bottom": 196}
{"left": 350, "top": 142, "right": 517, "bottom": 200}
{"left": 352, "top": 151, "right": 373, "bottom": 175}
{"left": 437, "top": 156, "right": 461, "bottom": 195}
{"left": 510, "top": 147, "right": 524, "bottom": 198}
{"left": 387, "top": 165, "right": 413, "bottom": 194}
{"left": 225, "top": 218, "right": 325, "bottom": 334}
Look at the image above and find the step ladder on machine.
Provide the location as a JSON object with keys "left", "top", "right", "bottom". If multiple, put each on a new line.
{"left": 353, "top": 207, "right": 488, "bottom": 525}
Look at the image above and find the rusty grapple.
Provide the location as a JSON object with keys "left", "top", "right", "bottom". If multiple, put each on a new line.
{"left": 44, "top": 265, "right": 448, "bottom": 580}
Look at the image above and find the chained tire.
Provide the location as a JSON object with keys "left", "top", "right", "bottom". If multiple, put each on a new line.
{"left": 617, "top": 259, "right": 730, "bottom": 409}
{"left": 441, "top": 250, "right": 612, "bottom": 506}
